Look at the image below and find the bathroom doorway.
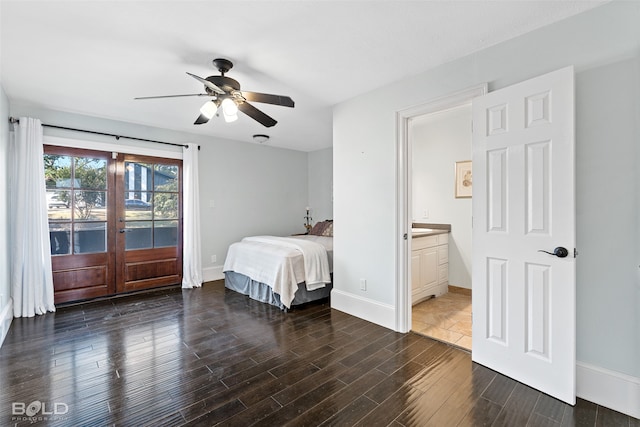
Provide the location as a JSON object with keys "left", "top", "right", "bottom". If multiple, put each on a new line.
{"left": 407, "top": 99, "right": 475, "bottom": 350}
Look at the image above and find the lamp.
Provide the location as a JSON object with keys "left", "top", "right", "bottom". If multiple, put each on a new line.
{"left": 253, "top": 134, "right": 269, "bottom": 144}
{"left": 304, "top": 207, "right": 313, "bottom": 233}
{"left": 221, "top": 98, "right": 238, "bottom": 123}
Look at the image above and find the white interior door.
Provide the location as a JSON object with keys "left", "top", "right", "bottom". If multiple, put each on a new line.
{"left": 471, "top": 66, "right": 576, "bottom": 404}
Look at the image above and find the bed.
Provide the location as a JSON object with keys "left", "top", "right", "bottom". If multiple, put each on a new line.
{"left": 223, "top": 221, "right": 333, "bottom": 310}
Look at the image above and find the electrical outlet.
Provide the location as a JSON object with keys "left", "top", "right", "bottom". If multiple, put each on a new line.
{"left": 211, "top": 255, "right": 217, "bottom": 264}
{"left": 423, "top": 209, "right": 429, "bottom": 219}
{"left": 360, "top": 279, "right": 367, "bottom": 291}
{"left": 209, "top": 200, "right": 215, "bottom": 208}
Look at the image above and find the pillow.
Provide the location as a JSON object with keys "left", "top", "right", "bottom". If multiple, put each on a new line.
{"left": 309, "top": 221, "right": 328, "bottom": 235}
{"left": 321, "top": 221, "right": 333, "bottom": 237}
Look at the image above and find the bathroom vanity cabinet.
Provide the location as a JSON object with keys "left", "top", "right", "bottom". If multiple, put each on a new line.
{"left": 411, "top": 231, "right": 449, "bottom": 304}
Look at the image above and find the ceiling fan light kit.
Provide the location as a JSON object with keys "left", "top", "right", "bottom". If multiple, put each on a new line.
{"left": 135, "top": 58, "right": 294, "bottom": 128}
{"left": 221, "top": 98, "right": 239, "bottom": 122}
{"left": 199, "top": 100, "right": 218, "bottom": 120}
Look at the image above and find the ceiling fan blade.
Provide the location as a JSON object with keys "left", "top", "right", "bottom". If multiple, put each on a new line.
{"left": 241, "top": 91, "right": 295, "bottom": 108}
{"left": 134, "top": 93, "right": 208, "bottom": 100}
{"left": 238, "top": 102, "right": 278, "bottom": 127}
{"left": 186, "top": 72, "right": 225, "bottom": 94}
{"left": 193, "top": 113, "right": 211, "bottom": 125}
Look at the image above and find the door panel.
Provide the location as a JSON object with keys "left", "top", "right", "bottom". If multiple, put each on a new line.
{"left": 116, "top": 154, "right": 182, "bottom": 294}
{"left": 472, "top": 67, "right": 576, "bottom": 404}
{"left": 122, "top": 247, "right": 181, "bottom": 292}
{"left": 51, "top": 253, "right": 111, "bottom": 302}
{"left": 486, "top": 257, "right": 507, "bottom": 344}
{"left": 45, "top": 146, "right": 116, "bottom": 303}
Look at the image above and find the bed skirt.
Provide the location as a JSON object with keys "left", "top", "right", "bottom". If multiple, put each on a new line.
{"left": 224, "top": 271, "right": 332, "bottom": 310}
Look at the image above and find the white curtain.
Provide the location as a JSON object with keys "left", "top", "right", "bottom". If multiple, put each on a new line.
{"left": 182, "top": 143, "right": 203, "bottom": 288}
{"left": 9, "top": 117, "right": 56, "bottom": 317}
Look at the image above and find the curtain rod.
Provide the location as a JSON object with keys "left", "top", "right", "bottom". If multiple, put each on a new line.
{"left": 8, "top": 116, "right": 199, "bottom": 150}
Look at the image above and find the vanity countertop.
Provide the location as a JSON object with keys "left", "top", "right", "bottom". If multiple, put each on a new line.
{"left": 411, "top": 223, "right": 451, "bottom": 238}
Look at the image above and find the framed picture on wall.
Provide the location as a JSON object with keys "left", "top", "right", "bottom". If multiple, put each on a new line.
{"left": 455, "top": 160, "right": 472, "bottom": 198}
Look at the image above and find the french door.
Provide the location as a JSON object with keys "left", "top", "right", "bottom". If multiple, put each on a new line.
{"left": 44, "top": 146, "right": 183, "bottom": 303}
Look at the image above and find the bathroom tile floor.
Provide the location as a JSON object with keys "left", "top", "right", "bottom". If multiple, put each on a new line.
{"left": 412, "top": 290, "right": 472, "bottom": 351}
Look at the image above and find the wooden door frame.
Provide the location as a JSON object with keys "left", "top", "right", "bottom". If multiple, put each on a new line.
{"left": 395, "top": 84, "right": 487, "bottom": 333}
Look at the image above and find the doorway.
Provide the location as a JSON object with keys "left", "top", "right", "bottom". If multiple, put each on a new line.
{"left": 44, "top": 145, "right": 183, "bottom": 303}
{"left": 409, "top": 103, "right": 473, "bottom": 350}
{"left": 395, "top": 84, "right": 486, "bottom": 336}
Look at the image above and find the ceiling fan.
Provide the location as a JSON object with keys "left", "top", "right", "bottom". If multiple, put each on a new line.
{"left": 135, "top": 58, "right": 294, "bottom": 128}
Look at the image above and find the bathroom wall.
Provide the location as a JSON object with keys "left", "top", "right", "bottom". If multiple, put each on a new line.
{"left": 411, "top": 103, "right": 472, "bottom": 289}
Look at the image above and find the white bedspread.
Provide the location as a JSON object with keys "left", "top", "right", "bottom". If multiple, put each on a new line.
{"left": 223, "top": 235, "right": 332, "bottom": 308}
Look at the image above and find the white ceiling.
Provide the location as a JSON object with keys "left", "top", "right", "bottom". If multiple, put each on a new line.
{"left": 1, "top": 1, "right": 607, "bottom": 152}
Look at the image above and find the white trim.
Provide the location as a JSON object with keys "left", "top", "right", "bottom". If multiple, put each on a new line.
{"left": 395, "top": 84, "right": 488, "bottom": 333}
{"left": 203, "top": 266, "right": 224, "bottom": 283}
{"left": 0, "top": 297, "right": 13, "bottom": 348}
{"left": 43, "top": 135, "right": 183, "bottom": 160}
{"left": 331, "top": 289, "right": 396, "bottom": 330}
{"left": 395, "top": 106, "right": 411, "bottom": 333}
{"left": 577, "top": 361, "right": 640, "bottom": 419}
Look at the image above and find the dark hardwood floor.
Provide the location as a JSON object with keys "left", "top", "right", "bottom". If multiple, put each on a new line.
{"left": 1, "top": 280, "right": 637, "bottom": 426}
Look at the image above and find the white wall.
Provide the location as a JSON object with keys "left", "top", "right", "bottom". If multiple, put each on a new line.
{"left": 200, "top": 135, "right": 310, "bottom": 275}
{"left": 0, "top": 84, "right": 12, "bottom": 346}
{"left": 334, "top": 0, "right": 639, "bottom": 391}
{"left": 307, "top": 147, "right": 333, "bottom": 223}
{"left": 575, "top": 58, "right": 639, "bottom": 378}
{"left": 9, "top": 102, "right": 314, "bottom": 280}
{"left": 411, "top": 104, "right": 472, "bottom": 289}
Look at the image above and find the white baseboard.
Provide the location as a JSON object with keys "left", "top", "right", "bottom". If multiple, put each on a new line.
{"left": 577, "top": 361, "right": 640, "bottom": 419}
{"left": 0, "top": 297, "right": 13, "bottom": 348}
{"left": 330, "top": 289, "right": 396, "bottom": 330}
{"left": 203, "top": 266, "right": 225, "bottom": 283}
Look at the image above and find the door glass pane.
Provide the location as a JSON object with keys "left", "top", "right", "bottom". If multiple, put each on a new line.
{"left": 125, "top": 162, "right": 152, "bottom": 193}
{"left": 74, "top": 223, "right": 106, "bottom": 254}
{"left": 44, "top": 154, "right": 72, "bottom": 189}
{"left": 125, "top": 192, "right": 153, "bottom": 220}
{"left": 74, "top": 190, "right": 107, "bottom": 221}
{"left": 154, "top": 193, "right": 178, "bottom": 219}
{"left": 74, "top": 157, "right": 107, "bottom": 190}
{"left": 46, "top": 156, "right": 73, "bottom": 241}
{"left": 154, "top": 220, "right": 178, "bottom": 247}
{"left": 154, "top": 164, "right": 178, "bottom": 191}
{"left": 47, "top": 190, "right": 71, "bottom": 220}
{"left": 50, "top": 223, "right": 71, "bottom": 255}
{"left": 125, "top": 221, "right": 153, "bottom": 250}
